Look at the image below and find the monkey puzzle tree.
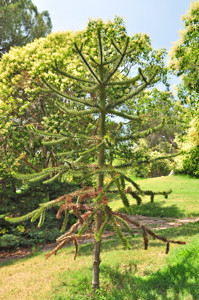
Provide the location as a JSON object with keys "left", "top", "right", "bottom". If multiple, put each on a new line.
{"left": 6, "top": 22, "right": 185, "bottom": 293}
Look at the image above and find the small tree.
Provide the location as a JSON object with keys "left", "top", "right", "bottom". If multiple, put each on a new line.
{"left": 6, "top": 24, "right": 185, "bottom": 293}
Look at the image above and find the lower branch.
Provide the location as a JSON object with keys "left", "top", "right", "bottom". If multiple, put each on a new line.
{"left": 46, "top": 233, "right": 94, "bottom": 259}
{"left": 112, "top": 211, "right": 186, "bottom": 253}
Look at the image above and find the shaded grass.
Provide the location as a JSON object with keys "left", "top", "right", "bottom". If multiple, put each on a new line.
{"left": 109, "top": 175, "right": 199, "bottom": 218}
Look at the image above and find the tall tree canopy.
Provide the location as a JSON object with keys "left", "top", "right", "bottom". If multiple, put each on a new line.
{"left": 0, "top": 0, "right": 52, "bottom": 57}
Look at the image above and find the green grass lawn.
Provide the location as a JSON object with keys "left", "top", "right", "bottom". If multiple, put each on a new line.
{"left": 109, "top": 175, "right": 199, "bottom": 218}
{"left": 0, "top": 175, "right": 199, "bottom": 299}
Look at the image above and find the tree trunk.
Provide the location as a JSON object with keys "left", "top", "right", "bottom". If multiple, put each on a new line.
{"left": 92, "top": 69, "right": 106, "bottom": 293}
{"left": 92, "top": 212, "right": 102, "bottom": 293}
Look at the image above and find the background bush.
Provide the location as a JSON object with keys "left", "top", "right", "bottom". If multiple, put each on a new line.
{"left": 0, "top": 181, "right": 79, "bottom": 250}
{"left": 180, "top": 145, "right": 199, "bottom": 178}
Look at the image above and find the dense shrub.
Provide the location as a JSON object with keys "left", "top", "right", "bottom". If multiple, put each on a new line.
{"left": 0, "top": 234, "right": 20, "bottom": 250}
{"left": 0, "top": 181, "right": 79, "bottom": 250}
{"left": 133, "top": 156, "right": 173, "bottom": 178}
{"left": 0, "top": 210, "right": 77, "bottom": 250}
{"left": 181, "top": 145, "right": 199, "bottom": 177}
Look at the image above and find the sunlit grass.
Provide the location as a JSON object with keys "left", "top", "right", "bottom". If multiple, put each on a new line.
{"left": 109, "top": 175, "right": 199, "bottom": 218}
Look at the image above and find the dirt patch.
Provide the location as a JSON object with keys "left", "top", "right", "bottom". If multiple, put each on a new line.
{"left": 127, "top": 215, "right": 199, "bottom": 230}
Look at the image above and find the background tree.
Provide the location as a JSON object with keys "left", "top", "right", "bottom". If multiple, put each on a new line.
{"left": 6, "top": 20, "right": 185, "bottom": 293}
{"left": 0, "top": 0, "right": 52, "bottom": 57}
{"left": 169, "top": 0, "right": 199, "bottom": 127}
{"left": 117, "top": 88, "right": 181, "bottom": 177}
{"left": 174, "top": 115, "right": 199, "bottom": 177}
{"left": 169, "top": 0, "right": 199, "bottom": 176}
{"left": 169, "top": 0, "right": 199, "bottom": 94}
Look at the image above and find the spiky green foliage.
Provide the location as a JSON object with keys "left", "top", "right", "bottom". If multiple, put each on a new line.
{"left": 115, "top": 178, "right": 130, "bottom": 212}
{"left": 114, "top": 215, "right": 135, "bottom": 238}
{"left": 95, "top": 216, "right": 109, "bottom": 242}
{"left": 111, "top": 216, "right": 131, "bottom": 249}
{"left": 77, "top": 211, "right": 95, "bottom": 237}
{"left": 6, "top": 21, "right": 184, "bottom": 293}
{"left": 5, "top": 209, "right": 39, "bottom": 224}
{"left": 60, "top": 210, "right": 69, "bottom": 233}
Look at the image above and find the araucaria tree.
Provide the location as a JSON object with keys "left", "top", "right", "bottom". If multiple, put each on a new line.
{"left": 6, "top": 21, "right": 185, "bottom": 293}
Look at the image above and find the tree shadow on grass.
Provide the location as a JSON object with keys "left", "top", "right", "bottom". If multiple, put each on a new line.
{"left": 119, "top": 202, "right": 185, "bottom": 218}
{"left": 100, "top": 241, "right": 199, "bottom": 300}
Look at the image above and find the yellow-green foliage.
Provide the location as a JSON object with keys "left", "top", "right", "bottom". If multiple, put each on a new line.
{"left": 169, "top": 0, "right": 199, "bottom": 92}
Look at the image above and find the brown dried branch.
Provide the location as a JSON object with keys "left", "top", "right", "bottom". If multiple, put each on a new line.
{"left": 166, "top": 242, "right": 170, "bottom": 254}
{"left": 56, "top": 204, "right": 68, "bottom": 219}
{"left": 70, "top": 204, "right": 84, "bottom": 224}
{"left": 113, "top": 211, "right": 141, "bottom": 228}
{"left": 73, "top": 237, "right": 79, "bottom": 260}
{"left": 53, "top": 187, "right": 101, "bottom": 208}
{"left": 79, "top": 187, "right": 102, "bottom": 202}
{"left": 56, "top": 196, "right": 91, "bottom": 219}
{"left": 46, "top": 233, "right": 94, "bottom": 259}
{"left": 57, "top": 211, "right": 92, "bottom": 243}
{"left": 142, "top": 226, "right": 148, "bottom": 250}
{"left": 112, "top": 211, "right": 186, "bottom": 253}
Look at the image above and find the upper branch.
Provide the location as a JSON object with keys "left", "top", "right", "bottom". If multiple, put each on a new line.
{"left": 103, "top": 54, "right": 120, "bottom": 66}
{"left": 116, "top": 119, "right": 165, "bottom": 142}
{"left": 106, "top": 74, "right": 140, "bottom": 86}
{"left": 55, "top": 101, "right": 99, "bottom": 116}
{"left": 106, "top": 71, "right": 160, "bottom": 109}
{"left": 111, "top": 39, "right": 122, "bottom": 55}
{"left": 74, "top": 43, "right": 101, "bottom": 84}
{"left": 104, "top": 37, "right": 130, "bottom": 83}
{"left": 141, "top": 151, "right": 182, "bottom": 164}
{"left": 42, "top": 78, "right": 99, "bottom": 108}
{"left": 107, "top": 109, "right": 141, "bottom": 121}
{"left": 113, "top": 151, "right": 181, "bottom": 169}
{"left": 97, "top": 28, "right": 103, "bottom": 65}
{"left": 52, "top": 60, "right": 96, "bottom": 84}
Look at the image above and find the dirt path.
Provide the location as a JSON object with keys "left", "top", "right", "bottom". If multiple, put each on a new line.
{"left": 127, "top": 215, "right": 199, "bottom": 230}
{"left": 1, "top": 215, "right": 199, "bottom": 263}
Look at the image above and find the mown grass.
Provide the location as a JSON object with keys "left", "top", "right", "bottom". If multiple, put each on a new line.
{"left": 109, "top": 175, "right": 199, "bottom": 218}
{"left": 0, "top": 175, "right": 198, "bottom": 299}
